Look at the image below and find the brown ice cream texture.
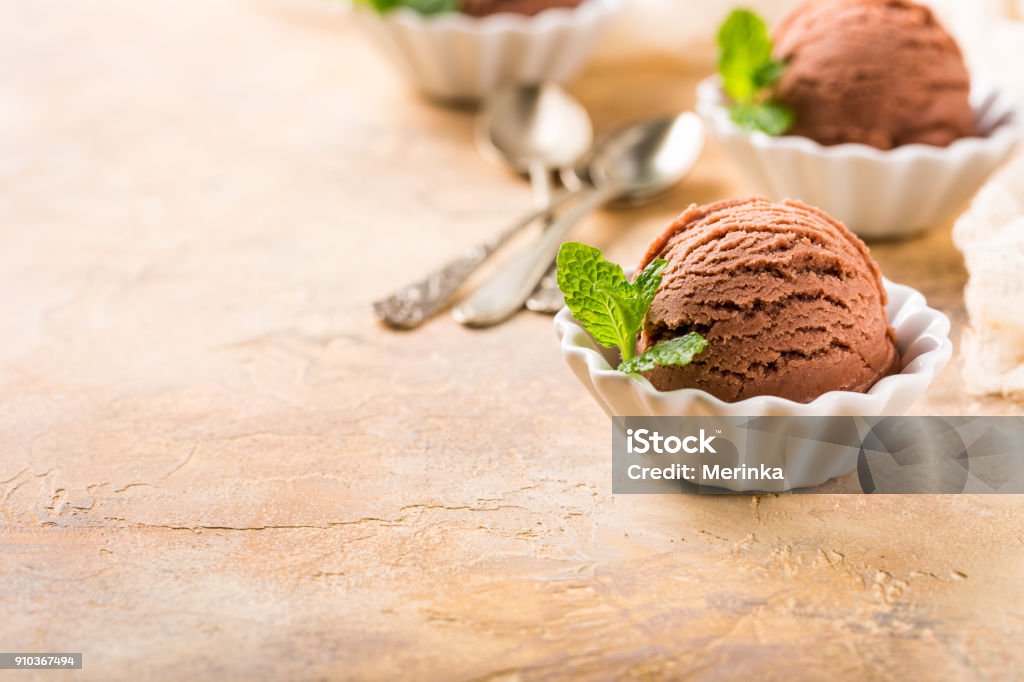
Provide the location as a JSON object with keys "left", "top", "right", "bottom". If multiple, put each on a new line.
{"left": 636, "top": 198, "right": 900, "bottom": 403}
{"left": 460, "top": 0, "right": 583, "bottom": 17}
{"left": 773, "top": 0, "right": 975, "bottom": 149}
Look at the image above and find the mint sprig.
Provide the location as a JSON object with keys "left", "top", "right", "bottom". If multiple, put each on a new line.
{"left": 556, "top": 242, "right": 708, "bottom": 375}
{"left": 355, "top": 0, "right": 457, "bottom": 15}
{"left": 729, "top": 101, "right": 793, "bottom": 137}
{"left": 717, "top": 9, "right": 793, "bottom": 136}
{"left": 618, "top": 333, "right": 708, "bottom": 375}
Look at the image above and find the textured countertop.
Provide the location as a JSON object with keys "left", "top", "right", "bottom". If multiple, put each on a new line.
{"left": 2, "top": 1, "right": 1022, "bottom": 679}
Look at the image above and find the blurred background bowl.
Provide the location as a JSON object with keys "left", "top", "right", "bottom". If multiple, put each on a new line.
{"left": 696, "top": 76, "right": 1021, "bottom": 240}
{"left": 350, "top": 0, "right": 623, "bottom": 103}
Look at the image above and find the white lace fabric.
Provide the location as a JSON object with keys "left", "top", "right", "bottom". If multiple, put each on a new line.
{"left": 953, "top": 153, "right": 1024, "bottom": 397}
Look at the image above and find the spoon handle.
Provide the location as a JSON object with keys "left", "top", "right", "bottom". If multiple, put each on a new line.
{"left": 525, "top": 263, "right": 564, "bottom": 314}
{"left": 452, "top": 186, "right": 616, "bottom": 328}
{"left": 372, "top": 188, "right": 575, "bottom": 330}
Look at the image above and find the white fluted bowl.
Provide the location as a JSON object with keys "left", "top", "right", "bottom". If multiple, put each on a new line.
{"left": 696, "top": 76, "right": 1021, "bottom": 239}
{"left": 555, "top": 279, "right": 951, "bottom": 419}
{"left": 350, "top": 0, "right": 622, "bottom": 102}
{"left": 556, "top": 280, "right": 952, "bottom": 491}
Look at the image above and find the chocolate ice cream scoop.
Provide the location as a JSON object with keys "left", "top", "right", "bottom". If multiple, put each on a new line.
{"left": 636, "top": 198, "right": 900, "bottom": 403}
{"left": 773, "top": 0, "right": 975, "bottom": 150}
{"left": 461, "top": 0, "right": 583, "bottom": 17}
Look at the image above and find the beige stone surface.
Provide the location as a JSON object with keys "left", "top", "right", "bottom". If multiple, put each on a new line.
{"left": 2, "top": 1, "right": 1022, "bottom": 680}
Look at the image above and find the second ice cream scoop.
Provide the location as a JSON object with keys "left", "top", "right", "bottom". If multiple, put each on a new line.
{"left": 773, "top": 0, "right": 975, "bottom": 150}
{"left": 461, "top": 0, "right": 584, "bottom": 16}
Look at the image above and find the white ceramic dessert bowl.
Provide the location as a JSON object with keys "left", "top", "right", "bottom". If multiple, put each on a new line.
{"left": 350, "top": 0, "right": 623, "bottom": 101}
{"left": 555, "top": 279, "right": 952, "bottom": 491}
{"left": 696, "top": 76, "right": 1021, "bottom": 239}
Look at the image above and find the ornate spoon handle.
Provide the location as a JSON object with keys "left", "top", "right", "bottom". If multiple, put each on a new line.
{"left": 372, "top": 189, "right": 575, "bottom": 329}
{"left": 452, "top": 186, "right": 617, "bottom": 327}
{"left": 525, "top": 263, "right": 564, "bottom": 314}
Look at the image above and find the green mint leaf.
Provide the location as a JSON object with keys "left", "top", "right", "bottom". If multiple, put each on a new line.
{"left": 717, "top": 9, "right": 774, "bottom": 103}
{"left": 594, "top": 257, "right": 668, "bottom": 344}
{"left": 353, "top": 0, "right": 398, "bottom": 12}
{"left": 557, "top": 243, "right": 711, "bottom": 380}
{"left": 717, "top": 9, "right": 793, "bottom": 137}
{"left": 402, "top": 0, "right": 457, "bottom": 14}
{"left": 354, "top": 0, "right": 456, "bottom": 14}
{"left": 753, "top": 59, "right": 786, "bottom": 89}
{"left": 557, "top": 242, "right": 639, "bottom": 363}
{"left": 618, "top": 333, "right": 708, "bottom": 375}
{"left": 632, "top": 258, "right": 668, "bottom": 315}
{"left": 729, "top": 101, "right": 794, "bottom": 136}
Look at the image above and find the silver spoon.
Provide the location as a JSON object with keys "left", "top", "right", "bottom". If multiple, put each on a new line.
{"left": 479, "top": 84, "right": 593, "bottom": 315}
{"left": 452, "top": 113, "right": 705, "bottom": 328}
{"left": 476, "top": 83, "right": 593, "bottom": 210}
{"left": 524, "top": 145, "right": 600, "bottom": 314}
{"left": 372, "top": 83, "right": 592, "bottom": 330}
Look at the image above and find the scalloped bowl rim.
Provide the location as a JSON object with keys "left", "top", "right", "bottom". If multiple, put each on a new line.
{"left": 696, "top": 75, "right": 1022, "bottom": 163}
{"left": 350, "top": 0, "right": 623, "bottom": 33}
{"left": 554, "top": 278, "right": 953, "bottom": 414}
